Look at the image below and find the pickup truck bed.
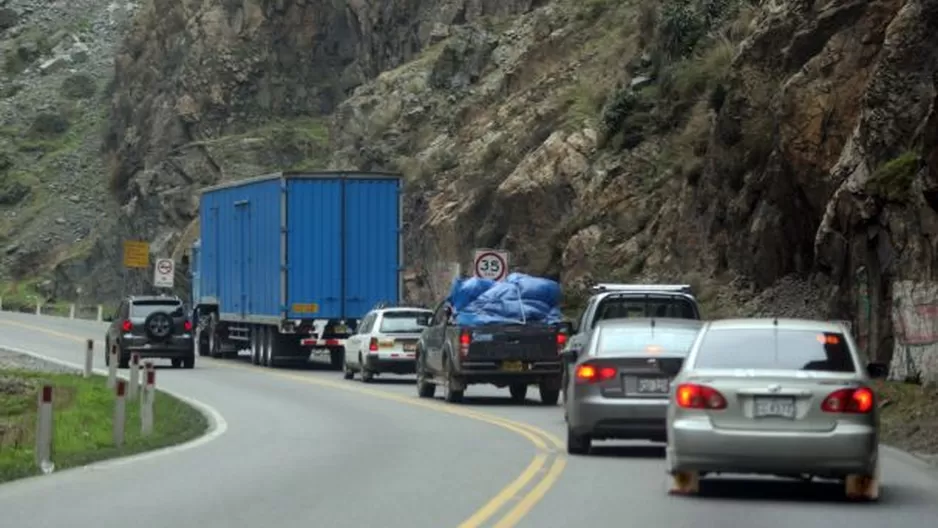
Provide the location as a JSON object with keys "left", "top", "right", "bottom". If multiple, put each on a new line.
{"left": 416, "top": 321, "right": 565, "bottom": 405}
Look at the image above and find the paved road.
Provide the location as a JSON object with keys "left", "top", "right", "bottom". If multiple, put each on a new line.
{"left": 1, "top": 311, "right": 937, "bottom": 528}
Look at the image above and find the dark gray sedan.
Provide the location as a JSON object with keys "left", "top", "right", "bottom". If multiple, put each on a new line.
{"left": 562, "top": 317, "right": 703, "bottom": 455}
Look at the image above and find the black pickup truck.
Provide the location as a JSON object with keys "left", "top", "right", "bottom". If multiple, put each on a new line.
{"left": 414, "top": 301, "right": 569, "bottom": 405}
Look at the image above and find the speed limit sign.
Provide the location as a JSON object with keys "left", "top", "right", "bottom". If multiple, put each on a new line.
{"left": 473, "top": 249, "right": 509, "bottom": 281}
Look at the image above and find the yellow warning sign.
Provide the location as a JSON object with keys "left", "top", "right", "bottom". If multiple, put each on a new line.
{"left": 123, "top": 240, "right": 149, "bottom": 269}
{"left": 292, "top": 303, "right": 319, "bottom": 313}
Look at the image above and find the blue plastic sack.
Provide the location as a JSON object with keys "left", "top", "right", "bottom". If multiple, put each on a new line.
{"left": 446, "top": 272, "right": 563, "bottom": 326}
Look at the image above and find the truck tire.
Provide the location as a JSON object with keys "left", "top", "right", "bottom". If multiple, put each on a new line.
{"left": 443, "top": 358, "right": 463, "bottom": 403}
{"left": 539, "top": 384, "right": 560, "bottom": 406}
{"left": 118, "top": 347, "right": 129, "bottom": 369}
{"left": 509, "top": 384, "right": 528, "bottom": 403}
{"left": 329, "top": 348, "right": 344, "bottom": 371}
{"left": 416, "top": 356, "right": 435, "bottom": 398}
{"left": 197, "top": 327, "right": 211, "bottom": 356}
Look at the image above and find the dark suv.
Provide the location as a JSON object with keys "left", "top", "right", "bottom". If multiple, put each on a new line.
{"left": 105, "top": 295, "right": 195, "bottom": 369}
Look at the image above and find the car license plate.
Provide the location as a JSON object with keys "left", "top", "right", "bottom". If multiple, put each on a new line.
{"left": 502, "top": 360, "right": 524, "bottom": 372}
{"left": 754, "top": 397, "right": 796, "bottom": 419}
{"left": 636, "top": 377, "right": 669, "bottom": 394}
{"left": 334, "top": 325, "right": 347, "bottom": 334}
{"left": 402, "top": 342, "right": 416, "bottom": 352}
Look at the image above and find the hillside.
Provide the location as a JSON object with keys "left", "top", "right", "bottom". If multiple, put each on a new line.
{"left": 1, "top": 0, "right": 937, "bottom": 384}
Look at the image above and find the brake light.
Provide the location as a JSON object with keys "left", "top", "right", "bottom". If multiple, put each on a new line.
{"left": 556, "top": 332, "right": 567, "bottom": 351}
{"left": 183, "top": 320, "right": 193, "bottom": 332}
{"left": 121, "top": 320, "right": 132, "bottom": 332}
{"left": 575, "top": 363, "right": 617, "bottom": 384}
{"left": 821, "top": 387, "right": 874, "bottom": 413}
{"left": 368, "top": 337, "right": 378, "bottom": 353}
{"left": 675, "top": 383, "right": 727, "bottom": 410}
{"left": 459, "top": 330, "right": 471, "bottom": 357}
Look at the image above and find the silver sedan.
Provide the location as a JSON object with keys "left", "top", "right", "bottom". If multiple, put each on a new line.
{"left": 563, "top": 318, "right": 704, "bottom": 455}
{"left": 664, "top": 318, "right": 888, "bottom": 501}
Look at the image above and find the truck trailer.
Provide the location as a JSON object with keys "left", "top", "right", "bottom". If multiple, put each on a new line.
{"left": 188, "top": 171, "right": 403, "bottom": 369}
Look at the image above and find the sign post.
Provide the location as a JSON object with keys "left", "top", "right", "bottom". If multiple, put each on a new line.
{"left": 472, "top": 249, "right": 509, "bottom": 281}
{"left": 153, "top": 258, "right": 175, "bottom": 289}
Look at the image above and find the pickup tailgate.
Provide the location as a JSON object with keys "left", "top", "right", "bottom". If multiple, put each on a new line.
{"left": 463, "top": 324, "right": 558, "bottom": 361}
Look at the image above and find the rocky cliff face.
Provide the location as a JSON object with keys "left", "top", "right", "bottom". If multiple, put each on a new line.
{"left": 5, "top": 0, "right": 938, "bottom": 381}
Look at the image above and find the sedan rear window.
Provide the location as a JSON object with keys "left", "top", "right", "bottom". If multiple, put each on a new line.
{"left": 597, "top": 326, "right": 700, "bottom": 356}
{"left": 131, "top": 301, "right": 184, "bottom": 318}
{"left": 379, "top": 311, "right": 432, "bottom": 333}
{"left": 693, "top": 329, "right": 857, "bottom": 372}
{"left": 595, "top": 297, "right": 698, "bottom": 321}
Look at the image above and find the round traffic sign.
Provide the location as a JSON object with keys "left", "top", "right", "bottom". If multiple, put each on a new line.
{"left": 474, "top": 251, "right": 507, "bottom": 280}
{"left": 157, "top": 260, "right": 173, "bottom": 274}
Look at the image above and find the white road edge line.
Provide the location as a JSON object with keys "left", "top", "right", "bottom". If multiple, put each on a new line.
{"left": 0, "top": 344, "right": 228, "bottom": 474}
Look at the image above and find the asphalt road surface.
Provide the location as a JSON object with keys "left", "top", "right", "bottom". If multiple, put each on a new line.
{"left": 1, "top": 310, "right": 937, "bottom": 528}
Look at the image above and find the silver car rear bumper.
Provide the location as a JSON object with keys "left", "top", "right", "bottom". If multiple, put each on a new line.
{"left": 568, "top": 396, "right": 669, "bottom": 440}
{"left": 667, "top": 418, "right": 877, "bottom": 477}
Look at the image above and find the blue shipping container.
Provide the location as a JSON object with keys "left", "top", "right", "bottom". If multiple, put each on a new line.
{"left": 195, "top": 171, "right": 402, "bottom": 322}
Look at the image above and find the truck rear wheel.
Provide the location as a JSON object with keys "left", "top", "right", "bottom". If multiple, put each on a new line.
{"left": 539, "top": 384, "right": 560, "bottom": 406}
{"left": 443, "top": 359, "right": 463, "bottom": 403}
{"left": 509, "top": 384, "right": 528, "bottom": 403}
{"left": 329, "top": 348, "right": 344, "bottom": 370}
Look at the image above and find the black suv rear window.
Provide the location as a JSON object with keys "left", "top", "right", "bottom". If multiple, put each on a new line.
{"left": 131, "top": 301, "right": 184, "bottom": 318}
{"left": 379, "top": 311, "right": 432, "bottom": 333}
{"left": 595, "top": 297, "right": 698, "bottom": 320}
{"left": 694, "top": 329, "right": 857, "bottom": 372}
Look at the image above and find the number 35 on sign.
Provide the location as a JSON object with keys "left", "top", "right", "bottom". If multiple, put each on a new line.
{"left": 473, "top": 248, "right": 510, "bottom": 281}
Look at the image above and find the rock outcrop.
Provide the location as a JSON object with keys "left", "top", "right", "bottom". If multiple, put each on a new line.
{"left": 3, "top": 0, "right": 937, "bottom": 381}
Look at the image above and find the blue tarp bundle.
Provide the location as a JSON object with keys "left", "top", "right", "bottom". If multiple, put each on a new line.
{"left": 446, "top": 272, "right": 563, "bottom": 326}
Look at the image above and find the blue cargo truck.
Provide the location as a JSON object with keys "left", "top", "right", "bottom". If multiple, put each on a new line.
{"left": 188, "top": 171, "right": 403, "bottom": 369}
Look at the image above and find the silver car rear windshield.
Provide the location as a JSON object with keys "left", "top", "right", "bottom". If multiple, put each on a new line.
{"left": 598, "top": 327, "right": 699, "bottom": 356}
{"left": 694, "top": 328, "right": 857, "bottom": 372}
{"left": 379, "top": 311, "right": 432, "bottom": 333}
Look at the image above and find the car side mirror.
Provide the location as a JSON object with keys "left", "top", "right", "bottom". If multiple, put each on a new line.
{"left": 561, "top": 349, "right": 579, "bottom": 363}
{"left": 866, "top": 362, "right": 888, "bottom": 379}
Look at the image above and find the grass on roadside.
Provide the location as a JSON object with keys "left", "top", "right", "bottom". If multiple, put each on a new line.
{"left": 0, "top": 368, "right": 208, "bottom": 483}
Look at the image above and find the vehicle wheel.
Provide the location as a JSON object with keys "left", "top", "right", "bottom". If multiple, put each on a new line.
{"left": 183, "top": 356, "right": 195, "bottom": 369}
{"left": 330, "top": 348, "right": 344, "bottom": 371}
{"left": 172, "top": 359, "right": 183, "bottom": 368}
{"left": 509, "top": 384, "right": 528, "bottom": 403}
{"left": 342, "top": 358, "right": 354, "bottom": 380}
{"left": 250, "top": 328, "right": 262, "bottom": 365}
{"left": 566, "top": 428, "right": 591, "bottom": 455}
{"left": 359, "top": 354, "right": 374, "bottom": 383}
{"left": 104, "top": 338, "right": 110, "bottom": 366}
{"left": 443, "top": 361, "right": 464, "bottom": 403}
{"left": 118, "top": 349, "right": 129, "bottom": 369}
{"left": 416, "top": 363, "right": 435, "bottom": 398}
{"left": 539, "top": 385, "right": 560, "bottom": 406}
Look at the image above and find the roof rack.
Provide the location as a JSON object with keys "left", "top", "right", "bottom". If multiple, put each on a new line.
{"left": 590, "top": 283, "right": 693, "bottom": 295}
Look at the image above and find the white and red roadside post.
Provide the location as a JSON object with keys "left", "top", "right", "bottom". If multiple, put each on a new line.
{"left": 107, "top": 344, "right": 118, "bottom": 389}
{"left": 84, "top": 339, "right": 94, "bottom": 378}
{"left": 35, "top": 384, "right": 54, "bottom": 473}
{"left": 128, "top": 353, "right": 140, "bottom": 401}
{"left": 113, "top": 379, "right": 126, "bottom": 447}
{"left": 141, "top": 362, "right": 156, "bottom": 436}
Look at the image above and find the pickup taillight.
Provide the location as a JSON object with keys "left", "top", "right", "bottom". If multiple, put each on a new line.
{"left": 459, "top": 330, "right": 471, "bottom": 357}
